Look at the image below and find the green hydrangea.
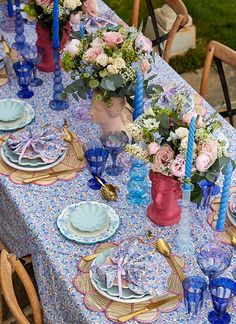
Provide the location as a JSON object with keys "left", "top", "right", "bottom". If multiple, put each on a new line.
{"left": 62, "top": 53, "right": 75, "bottom": 72}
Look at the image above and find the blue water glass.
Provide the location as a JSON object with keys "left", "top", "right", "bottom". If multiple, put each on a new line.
{"left": 100, "top": 131, "right": 129, "bottom": 176}
{"left": 197, "top": 179, "right": 220, "bottom": 209}
{"left": 182, "top": 275, "right": 207, "bottom": 316}
{"left": 13, "top": 61, "right": 34, "bottom": 99}
{"left": 196, "top": 243, "right": 233, "bottom": 281}
{"left": 84, "top": 147, "right": 109, "bottom": 190}
{"left": 126, "top": 157, "right": 150, "bottom": 206}
{"left": 20, "top": 45, "right": 43, "bottom": 87}
{"left": 208, "top": 277, "right": 236, "bottom": 324}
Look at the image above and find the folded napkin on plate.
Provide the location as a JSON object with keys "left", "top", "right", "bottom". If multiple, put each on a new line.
{"left": 6, "top": 125, "right": 67, "bottom": 163}
{"left": 95, "top": 238, "right": 171, "bottom": 298}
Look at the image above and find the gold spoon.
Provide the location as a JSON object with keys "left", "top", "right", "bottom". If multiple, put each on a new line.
{"left": 82, "top": 252, "right": 101, "bottom": 262}
{"left": 63, "top": 119, "right": 83, "bottom": 161}
{"left": 96, "top": 177, "right": 119, "bottom": 201}
{"left": 156, "top": 239, "right": 186, "bottom": 282}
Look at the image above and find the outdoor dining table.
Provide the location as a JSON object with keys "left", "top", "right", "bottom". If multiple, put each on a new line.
{"left": 0, "top": 1, "right": 236, "bottom": 323}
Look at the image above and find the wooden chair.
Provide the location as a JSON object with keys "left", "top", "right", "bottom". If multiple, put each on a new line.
{"left": 0, "top": 249, "right": 42, "bottom": 324}
{"left": 200, "top": 40, "right": 236, "bottom": 127}
{"left": 132, "top": 0, "right": 189, "bottom": 62}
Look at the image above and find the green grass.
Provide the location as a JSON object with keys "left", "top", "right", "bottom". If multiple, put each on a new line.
{"left": 105, "top": 0, "right": 236, "bottom": 73}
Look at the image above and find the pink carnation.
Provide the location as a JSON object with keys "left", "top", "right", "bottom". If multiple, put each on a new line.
{"left": 102, "top": 32, "right": 123, "bottom": 47}
{"left": 82, "top": 0, "right": 98, "bottom": 16}
{"left": 170, "top": 155, "right": 185, "bottom": 177}
{"left": 84, "top": 46, "right": 102, "bottom": 62}
{"left": 147, "top": 142, "right": 160, "bottom": 155}
{"left": 135, "top": 35, "right": 152, "bottom": 52}
{"left": 195, "top": 141, "right": 218, "bottom": 172}
{"left": 153, "top": 144, "right": 174, "bottom": 172}
{"left": 36, "top": 0, "right": 52, "bottom": 7}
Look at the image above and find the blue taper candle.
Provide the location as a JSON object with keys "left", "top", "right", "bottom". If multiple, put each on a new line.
{"left": 133, "top": 70, "right": 144, "bottom": 121}
{"left": 183, "top": 116, "right": 196, "bottom": 190}
{"left": 216, "top": 161, "right": 233, "bottom": 231}
{"left": 52, "top": 0, "right": 60, "bottom": 49}
{"left": 7, "top": 0, "right": 14, "bottom": 17}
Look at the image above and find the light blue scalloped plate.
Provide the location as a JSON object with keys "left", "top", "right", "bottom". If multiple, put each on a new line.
{"left": 90, "top": 249, "right": 152, "bottom": 303}
{"left": 69, "top": 201, "right": 110, "bottom": 232}
{"left": 57, "top": 201, "right": 119, "bottom": 244}
{"left": 0, "top": 100, "right": 35, "bottom": 131}
{"left": 0, "top": 99, "right": 25, "bottom": 122}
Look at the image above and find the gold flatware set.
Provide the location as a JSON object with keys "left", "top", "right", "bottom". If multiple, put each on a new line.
{"left": 23, "top": 168, "right": 80, "bottom": 183}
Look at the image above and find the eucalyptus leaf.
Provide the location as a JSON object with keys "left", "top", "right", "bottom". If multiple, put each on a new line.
{"left": 77, "top": 88, "right": 87, "bottom": 99}
{"left": 191, "top": 184, "right": 203, "bottom": 204}
{"left": 65, "top": 79, "right": 84, "bottom": 93}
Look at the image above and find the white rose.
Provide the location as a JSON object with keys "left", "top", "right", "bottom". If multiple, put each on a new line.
{"left": 96, "top": 54, "right": 109, "bottom": 67}
{"left": 113, "top": 57, "right": 126, "bottom": 70}
{"left": 91, "top": 37, "right": 104, "bottom": 48}
{"left": 107, "top": 64, "right": 118, "bottom": 75}
{"left": 63, "top": 0, "right": 81, "bottom": 10}
{"left": 175, "top": 127, "right": 189, "bottom": 139}
{"left": 181, "top": 136, "right": 188, "bottom": 149}
{"left": 108, "top": 57, "right": 113, "bottom": 64}
{"left": 64, "top": 39, "right": 80, "bottom": 57}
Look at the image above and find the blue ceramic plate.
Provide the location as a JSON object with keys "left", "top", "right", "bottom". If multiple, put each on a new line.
{"left": 0, "top": 99, "right": 25, "bottom": 122}
{"left": 0, "top": 100, "right": 35, "bottom": 131}
{"left": 69, "top": 201, "right": 110, "bottom": 232}
{"left": 57, "top": 202, "right": 119, "bottom": 244}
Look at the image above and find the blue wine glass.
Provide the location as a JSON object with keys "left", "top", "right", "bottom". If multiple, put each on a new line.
{"left": 20, "top": 45, "right": 43, "bottom": 87}
{"left": 13, "top": 61, "right": 34, "bottom": 99}
{"left": 197, "top": 179, "right": 220, "bottom": 209}
{"left": 182, "top": 276, "right": 207, "bottom": 317}
{"left": 100, "top": 131, "right": 129, "bottom": 176}
{"left": 84, "top": 147, "right": 108, "bottom": 190}
{"left": 208, "top": 277, "right": 236, "bottom": 324}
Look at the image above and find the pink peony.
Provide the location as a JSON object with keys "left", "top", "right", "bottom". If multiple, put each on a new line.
{"left": 82, "top": 0, "right": 98, "bottom": 16}
{"left": 182, "top": 111, "right": 204, "bottom": 127}
{"left": 140, "top": 59, "right": 150, "bottom": 74}
{"left": 147, "top": 142, "right": 160, "bottom": 155}
{"left": 70, "top": 13, "right": 81, "bottom": 25}
{"left": 84, "top": 46, "right": 102, "bottom": 62}
{"left": 153, "top": 144, "right": 174, "bottom": 172}
{"left": 102, "top": 32, "right": 124, "bottom": 47}
{"left": 135, "top": 35, "right": 152, "bottom": 52}
{"left": 36, "top": 0, "right": 52, "bottom": 7}
{"left": 195, "top": 141, "right": 218, "bottom": 172}
{"left": 170, "top": 155, "right": 185, "bottom": 177}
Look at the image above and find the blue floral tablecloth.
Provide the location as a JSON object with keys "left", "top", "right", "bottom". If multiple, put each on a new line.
{"left": 0, "top": 1, "right": 235, "bottom": 323}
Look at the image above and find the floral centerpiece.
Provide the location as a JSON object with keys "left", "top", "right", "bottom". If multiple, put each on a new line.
{"left": 125, "top": 85, "right": 233, "bottom": 225}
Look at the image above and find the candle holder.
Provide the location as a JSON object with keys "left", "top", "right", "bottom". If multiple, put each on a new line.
{"left": 0, "top": 2, "right": 15, "bottom": 32}
{"left": 11, "top": 1, "right": 28, "bottom": 51}
{"left": 49, "top": 48, "right": 69, "bottom": 111}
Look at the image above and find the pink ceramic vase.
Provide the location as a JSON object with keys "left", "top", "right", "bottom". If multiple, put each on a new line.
{"left": 90, "top": 91, "right": 128, "bottom": 135}
{"left": 35, "top": 22, "right": 70, "bottom": 72}
{"left": 147, "top": 170, "right": 182, "bottom": 226}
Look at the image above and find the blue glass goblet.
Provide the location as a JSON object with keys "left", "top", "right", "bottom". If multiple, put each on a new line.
{"left": 84, "top": 147, "right": 108, "bottom": 190}
{"left": 196, "top": 243, "right": 233, "bottom": 281}
{"left": 182, "top": 275, "right": 207, "bottom": 316}
{"left": 100, "top": 131, "right": 129, "bottom": 176}
{"left": 197, "top": 179, "right": 220, "bottom": 209}
{"left": 20, "top": 45, "right": 43, "bottom": 87}
{"left": 13, "top": 61, "right": 34, "bottom": 99}
{"left": 208, "top": 277, "right": 236, "bottom": 324}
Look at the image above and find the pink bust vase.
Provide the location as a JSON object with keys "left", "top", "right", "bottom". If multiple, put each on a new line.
{"left": 91, "top": 91, "right": 128, "bottom": 135}
{"left": 36, "top": 22, "right": 70, "bottom": 72}
{"left": 147, "top": 170, "right": 182, "bottom": 226}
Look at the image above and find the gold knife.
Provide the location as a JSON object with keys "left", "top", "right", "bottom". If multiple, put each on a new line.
{"left": 23, "top": 168, "right": 80, "bottom": 184}
{"left": 118, "top": 295, "right": 181, "bottom": 322}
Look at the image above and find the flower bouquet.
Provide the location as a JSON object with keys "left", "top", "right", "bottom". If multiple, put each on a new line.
{"left": 125, "top": 85, "right": 233, "bottom": 225}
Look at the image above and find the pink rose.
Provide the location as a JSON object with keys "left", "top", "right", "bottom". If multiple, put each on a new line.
{"left": 35, "top": 0, "right": 52, "bottom": 7}
{"left": 135, "top": 35, "right": 152, "bottom": 52}
{"left": 153, "top": 144, "right": 174, "bottom": 172}
{"left": 84, "top": 46, "right": 102, "bottom": 62}
{"left": 195, "top": 141, "right": 218, "bottom": 172}
{"left": 140, "top": 59, "right": 150, "bottom": 74}
{"left": 64, "top": 39, "right": 80, "bottom": 58}
{"left": 102, "top": 32, "right": 123, "bottom": 47}
{"left": 82, "top": 0, "right": 98, "bottom": 16}
{"left": 170, "top": 155, "right": 185, "bottom": 177}
{"left": 147, "top": 142, "right": 160, "bottom": 155}
{"left": 70, "top": 13, "right": 81, "bottom": 25}
{"left": 182, "top": 112, "right": 204, "bottom": 127}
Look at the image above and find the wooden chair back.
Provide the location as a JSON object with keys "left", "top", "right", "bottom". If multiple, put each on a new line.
{"left": 0, "top": 249, "right": 42, "bottom": 324}
{"left": 132, "top": 0, "right": 189, "bottom": 62}
{"left": 200, "top": 40, "right": 236, "bottom": 126}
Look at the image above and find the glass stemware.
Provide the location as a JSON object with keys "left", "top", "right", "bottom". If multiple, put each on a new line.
{"left": 84, "top": 147, "right": 108, "bottom": 190}
{"left": 100, "top": 131, "right": 129, "bottom": 176}
{"left": 20, "top": 45, "right": 43, "bottom": 87}
{"left": 196, "top": 243, "right": 233, "bottom": 281}
{"left": 13, "top": 61, "right": 34, "bottom": 99}
{"left": 197, "top": 179, "right": 220, "bottom": 209}
{"left": 208, "top": 277, "right": 236, "bottom": 324}
{"left": 182, "top": 275, "right": 207, "bottom": 317}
